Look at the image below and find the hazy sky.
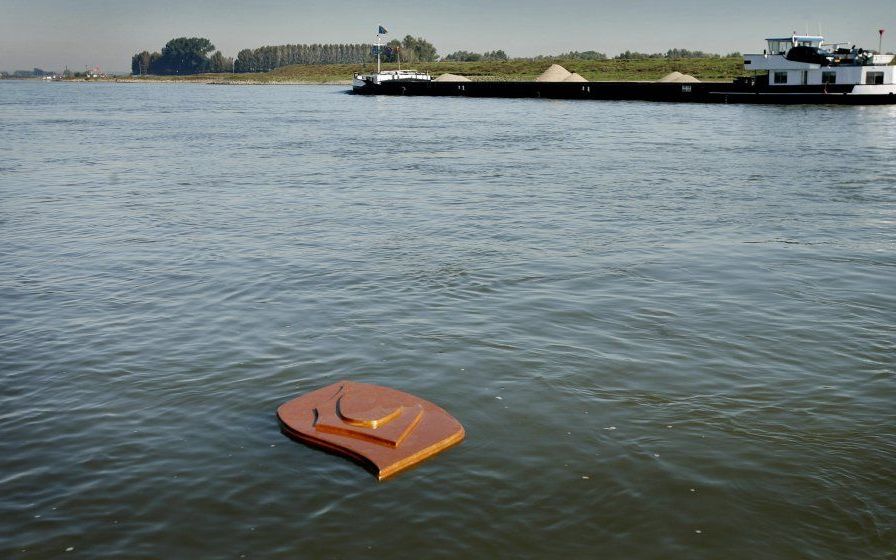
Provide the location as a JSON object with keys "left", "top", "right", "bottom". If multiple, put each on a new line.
{"left": 1, "top": 0, "right": 893, "bottom": 71}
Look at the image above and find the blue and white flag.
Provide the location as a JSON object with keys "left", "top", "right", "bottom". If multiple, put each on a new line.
{"left": 378, "top": 25, "right": 388, "bottom": 35}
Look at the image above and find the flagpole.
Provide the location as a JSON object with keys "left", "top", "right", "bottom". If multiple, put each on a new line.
{"left": 377, "top": 33, "right": 381, "bottom": 74}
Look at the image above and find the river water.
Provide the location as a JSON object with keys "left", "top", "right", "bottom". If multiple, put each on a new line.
{"left": 1, "top": 82, "right": 894, "bottom": 559}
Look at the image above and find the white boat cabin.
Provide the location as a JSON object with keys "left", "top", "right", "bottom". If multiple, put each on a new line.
{"left": 743, "top": 34, "right": 896, "bottom": 93}
{"left": 352, "top": 69, "right": 432, "bottom": 89}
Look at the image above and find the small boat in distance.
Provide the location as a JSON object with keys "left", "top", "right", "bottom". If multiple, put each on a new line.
{"left": 353, "top": 25, "right": 431, "bottom": 91}
{"left": 352, "top": 31, "right": 896, "bottom": 104}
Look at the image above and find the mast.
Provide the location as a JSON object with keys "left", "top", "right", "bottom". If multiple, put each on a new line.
{"left": 376, "top": 25, "right": 389, "bottom": 74}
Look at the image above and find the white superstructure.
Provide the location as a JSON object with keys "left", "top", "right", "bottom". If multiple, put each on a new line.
{"left": 352, "top": 69, "right": 431, "bottom": 89}
{"left": 743, "top": 35, "right": 896, "bottom": 94}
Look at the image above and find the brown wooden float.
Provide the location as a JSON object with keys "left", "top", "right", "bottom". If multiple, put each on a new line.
{"left": 277, "top": 381, "right": 465, "bottom": 480}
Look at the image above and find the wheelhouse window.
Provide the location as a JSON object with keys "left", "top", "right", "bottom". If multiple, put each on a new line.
{"left": 767, "top": 41, "right": 790, "bottom": 54}
{"left": 773, "top": 72, "right": 788, "bottom": 84}
{"left": 865, "top": 71, "right": 884, "bottom": 85}
{"left": 822, "top": 72, "right": 836, "bottom": 84}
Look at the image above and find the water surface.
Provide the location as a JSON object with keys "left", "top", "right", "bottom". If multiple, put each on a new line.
{"left": 1, "top": 82, "right": 894, "bottom": 558}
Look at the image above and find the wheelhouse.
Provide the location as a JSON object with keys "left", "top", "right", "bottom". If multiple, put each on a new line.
{"left": 766, "top": 35, "right": 823, "bottom": 55}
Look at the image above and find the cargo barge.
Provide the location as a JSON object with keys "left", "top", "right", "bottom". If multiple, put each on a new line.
{"left": 353, "top": 34, "right": 896, "bottom": 105}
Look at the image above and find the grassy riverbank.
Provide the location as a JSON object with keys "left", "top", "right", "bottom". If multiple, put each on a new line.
{"left": 118, "top": 57, "right": 749, "bottom": 84}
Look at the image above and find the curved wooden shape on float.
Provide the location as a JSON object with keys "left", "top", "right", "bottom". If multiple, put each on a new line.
{"left": 277, "top": 381, "right": 465, "bottom": 480}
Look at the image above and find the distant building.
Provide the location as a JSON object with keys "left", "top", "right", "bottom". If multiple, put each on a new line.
{"left": 85, "top": 66, "right": 106, "bottom": 79}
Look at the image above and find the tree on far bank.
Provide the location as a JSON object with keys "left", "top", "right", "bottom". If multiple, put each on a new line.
{"left": 615, "top": 50, "right": 664, "bottom": 60}
{"left": 380, "top": 36, "right": 438, "bottom": 63}
{"left": 131, "top": 37, "right": 216, "bottom": 75}
{"left": 382, "top": 39, "right": 402, "bottom": 62}
{"left": 131, "top": 51, "right": 155, "bottom": 75}
{"left": 156, "top": 37, "right": 216, "bottom": 74}
{"left": 400, "top": 35, "right": 438, "bottom": 62}
{"left": 443, "top": 50, "right": 482, "bottom": 62}
{"left": 482, "top": 50, "right": 508, "bottom": 61}
{"left": 665, "top": 48, "right": 720, "bottom": 59}
{"left": 234, "top": 49, "right": 256, "bottom": 72}
{"left": 208, "top": 51, "right": 232, "bottom": 73}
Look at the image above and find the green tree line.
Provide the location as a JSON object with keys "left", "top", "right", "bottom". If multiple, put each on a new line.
{"left": 234, "top": 43, "right": 373, "bottom": 72}
{"left": 131, "top": 35, "right": 737, "bottom": 76}
{"left": 531, "top": 50, "right": 608, "bottom": 61}
{"left": 443, "top": 50, "right": 508, "bottom": 62}
{"left": 1, "top": 68, "right": 56, "bottom": 78}
{"left": 132, "top": 34, "right": 441, "bottom": 75}
{"left": 615, "top": 48, "right": 740, "bottom": 60}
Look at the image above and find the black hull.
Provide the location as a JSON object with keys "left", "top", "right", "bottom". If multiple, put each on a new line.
{"left": 352, "top": 80, "right": 896, "bottom": 105}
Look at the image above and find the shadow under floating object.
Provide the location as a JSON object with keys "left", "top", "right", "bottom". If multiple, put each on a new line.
{"left": 277, "top": 381, "right": 465, "bottom": 480}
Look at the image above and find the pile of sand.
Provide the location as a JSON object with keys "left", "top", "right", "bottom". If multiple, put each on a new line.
{"left": 656, "top": 71, "right": 701, "bottom": 83}
{"left": 433, "top": 73, "right": 472, "bottom": 82}
{"left": 535, "top": 64, "right": 572, "bottom": 82}
{"left": 563, "top": 73, "right": 588, "bottom": 82}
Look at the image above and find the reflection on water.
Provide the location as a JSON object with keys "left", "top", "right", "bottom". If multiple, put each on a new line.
{"left": 1, "top": 82, "right": 894, "bottom": 559}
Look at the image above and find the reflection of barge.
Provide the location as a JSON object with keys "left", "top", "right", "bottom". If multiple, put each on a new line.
{"left": 353, "top": 34, "right": 896, "bottom": 104}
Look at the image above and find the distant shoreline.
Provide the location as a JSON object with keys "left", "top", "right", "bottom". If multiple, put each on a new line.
{"left": 110, "top": 78, "right": 352, "bottom": 85}
{"left": 37, "top": 58, "right": 751, "bottom": 86}
{"left": 47, "top": 76, "right": 735, "bottom": 86}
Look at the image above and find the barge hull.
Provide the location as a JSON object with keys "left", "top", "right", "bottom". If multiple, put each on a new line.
{"left": 353, "top": 81, "right": 896, "bottom": 105}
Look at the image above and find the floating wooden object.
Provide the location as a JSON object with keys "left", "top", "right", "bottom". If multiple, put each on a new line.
{"left": 277, "top": 381, "right": 465, "bottom": 480}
